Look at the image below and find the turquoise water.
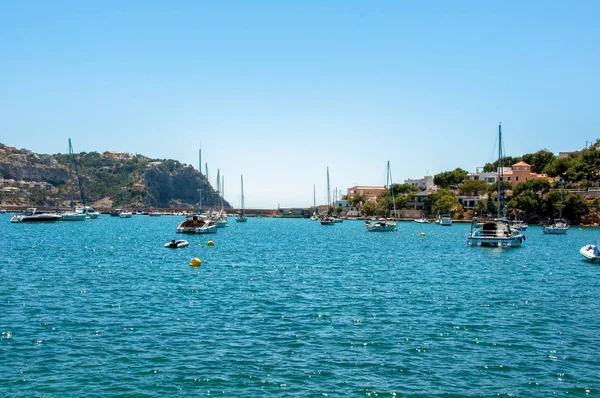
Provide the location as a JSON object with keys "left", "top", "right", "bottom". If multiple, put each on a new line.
{"left": 1, "top": 214, "right": 599, "bottom": 397}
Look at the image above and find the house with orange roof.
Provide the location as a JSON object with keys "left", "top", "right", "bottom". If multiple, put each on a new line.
{"left": 502, "top": 161, "right": 555, "bottom": 189}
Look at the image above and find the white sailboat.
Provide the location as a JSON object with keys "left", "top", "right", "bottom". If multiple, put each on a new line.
{"left": 542, "top": 184, "right": 569, "bottom": 234}
{"left": 320, "top": 167, "right": 336, "bottom": 225}
{"left": 235, "top": 175, "right": 247, "bottom": 222}
{"left": 467, "top": 124, "right": 525, "bottom": 247}
{"left": 310, "top": 184, "right": 319, "bottom": 221}
{"left": 366, "top": 161, "right": 397, "bottom": 232}
{"left": 60, "top": 139, "right": 87, "bottom": 221}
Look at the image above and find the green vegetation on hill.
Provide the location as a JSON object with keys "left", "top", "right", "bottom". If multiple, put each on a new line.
{"left": 0, "top": 144, "right": 230, "bottom": 209}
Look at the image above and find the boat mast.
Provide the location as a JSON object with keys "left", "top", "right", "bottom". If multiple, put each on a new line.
{"left": 386, "top": 161, "right": 390, "bottom": 218}
{"left": 313, "top": 184, "right": 316, "bottom": 208}
{"left": 68, "top": 139, "right": 86, "bottom": 210}
{"left": 497, "top": 123, "right": 503, "bottom": 219}
{"left": 198, "top": 150, "right": 202, "bottom": 213}
{"left": 326, "top": 167, "right": 331, "bottom": 215}
{"left": 240, "top": 175, "right": 245, "bottom": 215}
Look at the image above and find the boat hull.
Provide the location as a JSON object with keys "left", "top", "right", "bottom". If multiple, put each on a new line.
{"left": 580, "top": 245, "right": 598, "bottom": 262}
{"left": 11, "top": 214, "right": 61, "bottom": 223}
{"left": 467, "top": 236, "right": 524, "bottom": 247}
{"left": 542, "top": 226, "right": 569, "bottom": 234}
{"left": 366, "top": 221, "right": 397, "bottom": 232}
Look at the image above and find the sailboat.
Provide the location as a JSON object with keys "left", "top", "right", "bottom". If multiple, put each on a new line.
{"left": 176, "top": 161, "right": 217, "bottom": 234}
{"left": 320, "top": 167, "right": 336, "bottom": 225}
{"left": 467, "top": 124, "right": 525, "bottom": 247}
{"left": 214, "top": 171, "right": 228, "bottom": 228}
{"left": 235, "top": 175, "right": 247, "bottom": 222}
{"left": 60, "top": 139, "right": 87, "bottom": 221}
{"left": 365, "top": 161, "right": 397, "bottom": 232}
{"left": 542, "top": 183, "right": 569, "bottom": 234}
{"left": 310, "top": 184, "right": 319, "bottom": 221}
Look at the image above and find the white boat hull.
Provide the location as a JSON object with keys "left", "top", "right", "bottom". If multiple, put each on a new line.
{"left": 467, "top": 236, "right": 524, "bottom": 247}
{"left": 580, "top": 245, "right": 599, "bottom": 262}
{"left": 60, "top": 212, "right": 87, "bottom": 221}
{"left": 366, "top": 220, "right": 396, "bottom": 232}
{"left": 542, "top": 225, "right": 569, "bottom": 234}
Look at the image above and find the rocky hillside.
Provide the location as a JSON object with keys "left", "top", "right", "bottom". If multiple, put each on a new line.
{"left": 0, "top": 143, "right": 230, "bottom": 209}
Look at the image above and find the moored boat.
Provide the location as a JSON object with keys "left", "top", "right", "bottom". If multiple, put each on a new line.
{"left": 176, "top": 213, "right": 217, "bottom": 234}
{"left": 10, "top": 208, "right": 61, "bottom": 223}
{"left": 580, "top": 244, "right": 599, "bottom": 262}
{"left": 366, "top": 161, "right": 397, "bottom": 232}
{"left": 164, "top": 239, "right": 189, "bottom": 248}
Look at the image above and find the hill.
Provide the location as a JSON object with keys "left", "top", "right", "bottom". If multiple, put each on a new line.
{"left": 0, "top": 143, "right": 230, "bottom": 210}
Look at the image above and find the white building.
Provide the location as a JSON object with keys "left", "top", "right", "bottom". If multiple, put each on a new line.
{"left": 404, "top": 175, "right": 435, "bottom": 191}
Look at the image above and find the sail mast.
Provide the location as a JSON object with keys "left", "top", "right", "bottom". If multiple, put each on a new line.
{"left": 326, "top": 167, "right": 331, "bottom": 214}
{"left": 240, "top": 175, "right": 245, "bottom": 215}
{"left": 497, "top": 123, "right": 503, "bottom": 219}
{"left": 69, "top": 139, "right": 86, "bottom": 209}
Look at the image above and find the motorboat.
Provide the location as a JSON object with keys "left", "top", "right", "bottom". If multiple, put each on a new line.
{"left": 542, "top": 219, "right": 569, "bottom": 234}
{"left": 110, "top": 209, "right": 122, "bottom": 217}
{"left": 76, "top": 206, "right": 100, "bottom": 219}
{"left": 467, "top": 219, "right": 525, "bottom": 247}
{"left": 366, "top": 219, "right": 397, "bottom": 232}
{"left": 580, "top": 244, "right": 599, "bottom": 262}
{"left": 119, "top": 211, "right": 133, "bottom": 218}
{"left": 10, "top": 208, "right": 61, "bottom": 223}
{"left": 333, "top": 216, "right": 344, "bottom": 223}
{"left": 320, "top": 215, "right": 336, "bottom": 225}
{"left": 413, "top": 217, "right": 428, "bottom": 224}
{"left": 177, "top": 213, "right": 218, "bottom": 234}
{"left": 439, "top": 215, "right": 452, "bottom": 226}
{"left": 164, "top": 239, "right": 189, "bottom": 248}
{"left": 60, "top": 211, "right": 87, "bottom": 221}
{"left": 511, "top": 220, "right": 528, "bottom": 231}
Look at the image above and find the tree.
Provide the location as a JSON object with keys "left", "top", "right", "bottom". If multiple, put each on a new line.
{"left": 433, "top": 168, "right": 468, "bottom": 189}
{"left": 563, "top": 193, "right": 588, "bottom": 223}
{"left": 459, "top": 180, "right": 489, "bottom": 196}
{"left": 522, "top": 149, "right": 556, "bottom": 174}
{"left": 482, "top": 156, "right": 521, "bottom": 172}
{"left": 424, "top": 189, "right": 462, "bottom": 215}
{"left": 361, "top": 201, "right": 378, "bottom": 217}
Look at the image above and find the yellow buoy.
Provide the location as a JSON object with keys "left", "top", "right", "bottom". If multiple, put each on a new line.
{"left": 207, "top": 241, "right": 215, "bottom": 246}
{"left": 189, "top": 258, "right": 202, "bottom": 267}
{"left": 226, "top": 224, "right": 230, "bottom": 227}
{"left": 420, "top": 232, "right": 425, "bottom": 237}
{"left": 394, "top": 228, "right": 398, "bottom": 231}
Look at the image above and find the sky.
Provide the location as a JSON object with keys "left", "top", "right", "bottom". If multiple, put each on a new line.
{"left": 1, "top": 1, "right": 599, "bottom": 208}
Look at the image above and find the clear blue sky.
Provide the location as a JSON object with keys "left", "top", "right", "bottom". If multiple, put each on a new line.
{"left": 2, "top": 1, "right": 599, "bottom": 208}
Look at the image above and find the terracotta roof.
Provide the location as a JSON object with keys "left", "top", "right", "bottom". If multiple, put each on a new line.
{"left": 512, "top": 161, "right": 530, "bottom": 167}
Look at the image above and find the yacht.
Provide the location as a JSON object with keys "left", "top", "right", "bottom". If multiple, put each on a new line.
{"left": 10, "top": 208, "right": 61, "bottom": 223}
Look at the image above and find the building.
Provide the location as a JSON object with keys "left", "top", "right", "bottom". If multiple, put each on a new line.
{"left": 404, "top": 176, "right": 435, "bottom": 191}
{"left": 346, "top": 186, "right": 385, "bottom": 200}
{"left": 502, "top": 161, "right": 554, "bottom": 190}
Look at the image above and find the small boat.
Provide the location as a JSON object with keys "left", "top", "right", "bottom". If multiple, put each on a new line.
{"left": 76, "top": 206, "right": 100, "bottom": 219}
{"left": 164, "top": 239, "right": 189, "bottom": 248}
{"left": 110, "top": 208, "right": 122, "bottom": 217}
{"left": 119, "top": 211, "right": 133, "bottom": 218}
{"left": 366, "top": 162, "right": 397, "bottom": 232}
{"left": 333, "top": 216, "right": 344, "bottom": 223}
{"left": 10, "top": 208, "right": 61, "bottom": 223}
{"left": 439, "top": 215, "right": 452, "bottom": 226}
{"left": 366, "top": 219, "right": 396, "bottom": 232}
{"left": 543, "top": 184, "right": 569, "bottom": 234}
{"left": 176, "top": 213, "right": 218, "bottom": 234}
{"left": 320, "top": 215, "right": 336, "bottom": 225}
{"left": 414, "top": 214, "right": 428, "bottom": 224}
{"left": 511, "top": 220, "right": 528, "bottom": 231}
{"left": 542, "top": 219, "right": 569, "bottom": 234}
{"left": 149, "top": 212, "right": 162, "bottom": 217}
{"left": 580, "top": 244, "right": 599, "bottom": 262}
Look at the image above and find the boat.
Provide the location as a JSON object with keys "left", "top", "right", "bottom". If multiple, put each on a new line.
{"left": 110, "top": 208, "right": 122, "bottom": 217}
{"left": 438, "top": 214, "right": 452, "bottom": 226}
{"left": 366, "top": 161, "right": 397, "bottom": 232}
{"left": 10, "top": 208, "right": 61, "bottom": 223}
{"left": 214, "top": 171, "right": 228, "bottom": 228}
{"left": 235, "top": 175, "right": 247, "bottom": 222}
{"left": 164, "top": 239, "right": 189, "bottom": 248}
{"left": 176, "top": 213, "right": 217, "bottom": 234}
{"left": 321, "top": 167, "right": 337, "bottom": 226}
{"left": 310, "top": 184, "right": 319, "bottom": 221}
{"left": 148, "top": 211, "right": 162, "bottom": 217}
{"left": 414, "top": 212, "right": 429, "bottom": 223}
{"left": 467, "top": 124, "right": 525, "bottom": 247}
{"left": 60, "top": 139, "right": 88, "bottom": 221}
{"left": 119, "top": 211, "right": 133, "bottom": 218}
{"left": 542, "top": 187, "right": 569, "bottom": 234}
{"left": 76, "top": 206, "right": 100, "bottom": 219}
{"left": 511, "top": 219, "right": 528, "bottom": 231}
{"left": 580, "top": 244, "right": 599, "bottom": 262}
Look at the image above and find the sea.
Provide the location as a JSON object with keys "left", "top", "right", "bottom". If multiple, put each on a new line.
{"left": 1, "top": 214, "right": 599, "bottom": 397}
